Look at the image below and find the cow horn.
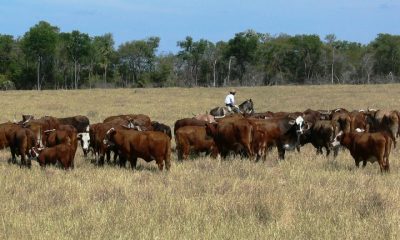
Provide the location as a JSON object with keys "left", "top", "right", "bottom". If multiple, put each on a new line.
{"left": 106, "top": 128, "right": 115, "bottom": 135}
{"left": 44, "top": 129, "right": 56, "bottom": 133}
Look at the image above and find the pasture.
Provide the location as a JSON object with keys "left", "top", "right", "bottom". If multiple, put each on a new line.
{"left": 1, "top": 85, "right": 400, "bottom": 239}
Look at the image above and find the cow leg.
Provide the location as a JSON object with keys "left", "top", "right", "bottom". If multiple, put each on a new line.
{"left": 98, "top": 154, "right": 105, "bottom": 166}
{"left": 362, "top": 160, "right": 367, "bottom": 168}
{"left": 220, "top": 149, "right": 229, "bottom": 159}
{"left": 210, "top": 147, "right": 218, "bottom": 159}
{"left": 25, "top": 155, "right": 32, "bottom": 168}
{"left": 157, "top": 159, "right": 164, "bottom": 171}
{"left": 325, "top": 145, "right": 331, "bottom": 157}
{"left": 355, "top": 159, "right": 360, "bottom": 168}
{"left": 9, "top": 147, "right": 17, "bottom": 164}
{"left": 119, "top": 155, "right": 127, "bottom": 168}
{"left": 277, "top": 144, "right": 285, "bottom": 160}
{"left": 316, "top": 147, "right": 322, "bottom": 155}
{"left": 333, "top": 146, "right": 339, "bottom": 158}
{"left": 129, "top": 156, "right": 137, "bottom": 170}
{"left": 106, "top": 150, "right": 111, "bottom": 164}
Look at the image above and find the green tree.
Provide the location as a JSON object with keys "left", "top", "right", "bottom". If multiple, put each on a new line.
{"left": 61, "top": 30, "right": 91, "bottom": 89}
{"left": 226, "top": 30, "right": 261, "bottom": 83}
{"left": 22, "top": 21, "right": 59, "bottom": 90}
{"left": 93, "top": 33, "right": 115, "bottom": 85}
{"left": 371, "top": 34, "right": 400, "bottom": 78}
{"left": 0, "top": 34, "right": 14, "bottom": 75}
{"left": 118, "top": 37, "right": 160, "bottom": 86}
{"left": 177, "top": 37, "right": 211, "bottom": 86}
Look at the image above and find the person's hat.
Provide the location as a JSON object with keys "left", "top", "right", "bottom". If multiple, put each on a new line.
{"left": 230, "top": 89, "right": 236, "bottom": 94}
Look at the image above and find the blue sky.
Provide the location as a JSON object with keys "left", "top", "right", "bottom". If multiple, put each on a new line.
{"left": 1, "top": 0, "right": 399, "bottom": 53}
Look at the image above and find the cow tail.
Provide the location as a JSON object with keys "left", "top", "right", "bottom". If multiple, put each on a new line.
{"left": 165, "top": 139, "right": 172, "bottom": 170}
{"left": 384, "top": 135, "right": 392, "bottom": 171}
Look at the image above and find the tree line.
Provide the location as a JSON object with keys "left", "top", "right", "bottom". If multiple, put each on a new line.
{"left": 1, "top": 21, "right": 400, "bottom": 90}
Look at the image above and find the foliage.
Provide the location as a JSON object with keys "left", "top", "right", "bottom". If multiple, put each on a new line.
{"left": 2, "top": 21, "right": 400, "bottom": 89}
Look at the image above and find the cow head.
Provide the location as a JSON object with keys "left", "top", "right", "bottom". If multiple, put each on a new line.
{"left": 289, "top": 116, "right": 310, "bottom": 135}
{"left": 103, "top": 128, "right": 116, "bottom": 147}
{"left": 29, "top": 146, "right": 44, "bottom": 159}
{"left": 77, "top": 132, "right": 90, "bottom": 157}
{"left": 331, "top": 130, "right": 344, "bottom": 147}
{"left": 205, "top": 123, "right": 218, "bottom": 137}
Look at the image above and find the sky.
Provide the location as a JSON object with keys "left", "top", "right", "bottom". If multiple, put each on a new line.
{"left": 0, "top": 0, "right": 399, "bottom": 53}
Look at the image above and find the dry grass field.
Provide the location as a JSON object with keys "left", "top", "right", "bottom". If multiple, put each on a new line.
{"left": 1, "top": 85, "right": 400, "bottom": 239}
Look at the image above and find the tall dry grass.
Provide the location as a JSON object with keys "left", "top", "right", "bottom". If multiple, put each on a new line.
{"left": 1, "top": 85, "right": 400, "bottom": 239}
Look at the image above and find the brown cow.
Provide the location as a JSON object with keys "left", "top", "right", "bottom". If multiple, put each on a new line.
{"left": 245, "top": 111, "right": 274, "bottom": 119}
{"left": 331, "top": 110, "right": 351, "bottom": 137}
{"left": 0, "top": 122, "right": 16, "bottom": 150}
{"left": 103, "top": 114, "right": 152, "bottom": 131}
{"left": 174, "top": 118, "right": 208, "bottom": 134}
{"left": 31, "top": 138, "right": 75, "bottom": 169}
{"left": 23, "top": 116, "right": 60, "bottom": 148}
{"left": 57, "top": 115, "right": 90, "bottom": 133}
{"left": 349, "top": 110, "right": 368, "bottom": 132}
{"left": 89, "top": 122, "right": 124, "bottom": 165}
{"left": 151, "top": 121, "right": 172, "bottom": 139}
{"left": 5, "top": 124, "right": 37, "bottom": 167}
{"left": 332, "top": 131, "right": 391, "bottom": 172}
{"left": 298, "top": 120, "right": 337, "bottom": 156}
{"left": 249, "top": 115, "right": 309, "bottom": 160}
{"left": 104, "top": 128, "right": 171, "bottom": 170}
{"left": 175, "top": 125, "right": 218, "bottom": 160}
{"left": 205, "top": 118, "right": 254, "bottom": 159}
{"left": 365, "top": 109, "right": 399, "bottom": 148}
{"left": 57, "top": 115, "right": 90, "bottom": 156}
{"left": 193, "top": 113, "right": 216, "bottom": 123}
{"left": 43, "top": 125, "right": 78, "bottom": 163}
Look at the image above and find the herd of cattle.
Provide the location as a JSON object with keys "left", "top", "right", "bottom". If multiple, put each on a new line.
{"left": 0, "top": 107, "right": 398, "bottom": 172}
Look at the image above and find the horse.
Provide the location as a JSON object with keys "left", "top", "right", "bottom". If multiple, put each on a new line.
{"left": 210, "top": 99, "right": 254, "bottom": 118}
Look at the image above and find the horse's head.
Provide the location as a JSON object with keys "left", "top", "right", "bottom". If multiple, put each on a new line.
{"left": 239, "top": 99, "right": 254, "bottom": 114}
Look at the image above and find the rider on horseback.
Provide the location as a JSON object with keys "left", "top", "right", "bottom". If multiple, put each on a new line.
{"left": 225, "top": 89, "right": 240, "bottom": 113}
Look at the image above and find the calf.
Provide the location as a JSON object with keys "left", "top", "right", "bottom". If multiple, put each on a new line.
{"left": 332, "top": 131, "right": 391, "bottom": 172}
{"left": 31, "top": 139, "right": 75, "bottom": 169}
{"left": 43, "top": 125, "right": 78, "bottom": 163}
{"left": 175, "top": 125, "right": 218, "bottom": 160}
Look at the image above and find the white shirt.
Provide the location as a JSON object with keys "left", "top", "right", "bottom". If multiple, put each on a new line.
{"left": 225, "top": 94, "right": 235, "bottom": 105}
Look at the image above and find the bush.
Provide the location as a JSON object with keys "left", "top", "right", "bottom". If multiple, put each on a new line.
{"left": 0, "top": 74, "right": 15, "bottom": 90}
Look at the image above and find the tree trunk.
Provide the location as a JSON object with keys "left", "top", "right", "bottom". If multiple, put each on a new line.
{"left": 367, "top": 72, "right": 370, "bottom": 84}
{"left": 104, "top": 63, "right": 108, "bottom": 85}
{"left": 213, "top": 59, "right": 217, "bottom": 87}
{"left": 331, "top": 48, "right": 334, "bottom": 84}
{"left": 37, "top": 56, "right": 41, "bottom": 91}
{"left": 74, "top": 60, "right": 77, "bottom": 89}
{"left": 227, "top": 57, "right": 232, "bottom": 86}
